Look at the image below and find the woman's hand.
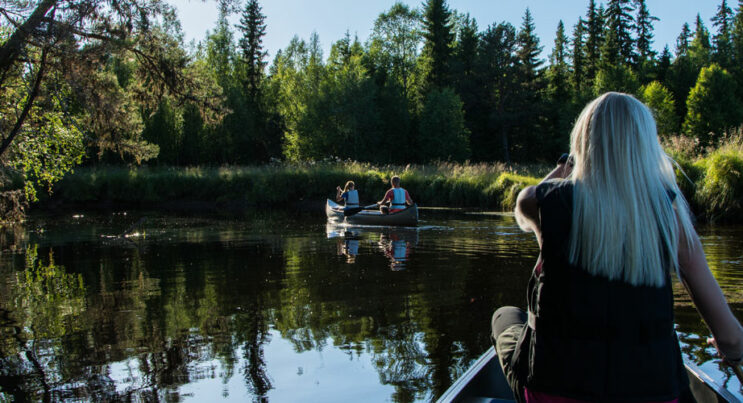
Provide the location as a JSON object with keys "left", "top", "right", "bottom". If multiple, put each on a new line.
{"left": 708, "top": 337, "right": 743, "bottom": 365}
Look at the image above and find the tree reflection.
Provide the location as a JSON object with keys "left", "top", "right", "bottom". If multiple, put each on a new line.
{"left": 1, "top": 214, "right": 737, "bottom": 402}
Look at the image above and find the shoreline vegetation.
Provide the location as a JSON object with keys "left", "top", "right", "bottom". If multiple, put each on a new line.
{"left": 20, "top": 136, "right": 741, "bottom": 223}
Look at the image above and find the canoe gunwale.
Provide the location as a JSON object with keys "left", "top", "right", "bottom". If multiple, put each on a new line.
{"left": 326, "top": 199, "right": 418, "bottom": 226}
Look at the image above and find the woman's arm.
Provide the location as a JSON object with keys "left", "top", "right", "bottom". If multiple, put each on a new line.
{"left": 678, "top": 222, "right": 743, "bottom": 364}
{"left": 514, "top": 162, "right": 573, "bottom": 235}
{"left": 336, "top": 186, "right": 343, "bottom": 202}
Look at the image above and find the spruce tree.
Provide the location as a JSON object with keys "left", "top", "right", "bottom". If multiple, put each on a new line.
{"left": 689, "top": 14, "right": 712, "bottom": 70}
{"left": 421, "top": 0, "right": 455, "bottom": 88}
{"left": 654, "top": 45, "right": 672, "bottom": 84}
{"left": 584, "top": 0, "right": 603, "bottom": 83}
{"left": 474, "top": 23, "right": 518, "bottom": 162}
{"left": 734, "top": 0, "right": 743, "bottom": 65}
{"left": 634, "top": 0, "right": 658, "bottom": 63}
{"left": 605, "top": 0, "right": 635, "bottom": 65}
{"left": 675, "top": 23, "right": 692, "bottom": 57}
{"left": 451, "top": 13, "right": 479, "bottom": 137}
{"left": 571, "top": 18, "right": 588, "bottom": 100}
{"left": 547, "top": 21, "right": 572, "bottom": 152}
{"left": 732, "top": 0, "right": 743, "bottom": 100}
{"left": 515, "top": 8, "right": 546, "bottom": 160}
{"left": 236, "top": 0, "right": 268, "bottom": 99}
{"left": 711, "top": 0, "right": 734, "bottom": 68}
{"left": 516, "top": 8, "right": 543, "bottom": 84}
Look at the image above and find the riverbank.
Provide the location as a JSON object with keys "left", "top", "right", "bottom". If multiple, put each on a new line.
{"left": 38, "top": 162, "right": 543, "bottom": 213}
{"left": 22, "top": 146, "right": 743, "bottom": 222}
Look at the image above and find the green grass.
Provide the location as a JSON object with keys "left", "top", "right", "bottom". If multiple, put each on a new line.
{"left": 47, "top": 162, "right": 549, "bottom": 211}
{"left": 43, "top": 143, "right": 743, "bottom": 221}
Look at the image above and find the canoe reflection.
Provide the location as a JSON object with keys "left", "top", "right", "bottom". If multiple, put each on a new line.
{"left": 325, "top": 223, "right": 419, "bottom": 270}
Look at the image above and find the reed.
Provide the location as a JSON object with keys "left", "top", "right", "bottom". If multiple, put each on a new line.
{"left": 46, "top": 162, "right": 548, "bottom": 211}
{"left": 42, "top": 144, "right": 743, "bottom": 221}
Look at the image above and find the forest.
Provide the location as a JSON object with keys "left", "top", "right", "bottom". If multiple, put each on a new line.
{"left": 0, "top": 0, "right": 742, "bottom": 211}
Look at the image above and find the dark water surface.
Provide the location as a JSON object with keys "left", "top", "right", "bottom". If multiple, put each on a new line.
{"left": 0, "top": 210, "right": 741, "bottom": 402}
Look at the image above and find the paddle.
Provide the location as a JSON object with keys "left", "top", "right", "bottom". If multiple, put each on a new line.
{"left": 343, "top": 204, "right": 378, "bottom": 216}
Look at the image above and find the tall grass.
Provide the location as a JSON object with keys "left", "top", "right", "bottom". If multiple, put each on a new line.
{"left": 42, "top": 136, "right": 743, "bottom": 221}
{"left": 664, "top": 130, "right": 743, "bottom": 222}
{"left": 46, "top": 161, "right": 548, "bottom": 211}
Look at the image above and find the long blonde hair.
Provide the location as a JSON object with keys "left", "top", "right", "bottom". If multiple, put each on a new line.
{"left": 567, "top": 92, "right": 694, "bottom": 287}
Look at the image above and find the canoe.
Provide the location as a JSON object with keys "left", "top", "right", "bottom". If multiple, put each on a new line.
{"left": 436, "top": 346, "right": 738, "bottom": 403}
{"left": 325, "top": 199, "right": 418, "bottom": 227}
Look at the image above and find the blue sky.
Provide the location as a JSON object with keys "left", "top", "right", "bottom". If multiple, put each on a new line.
{"left": 171, "top": 0, "right": 721, "bottom": 64}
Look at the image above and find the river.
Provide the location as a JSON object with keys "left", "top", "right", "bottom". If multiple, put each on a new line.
{"left": 0, "top": 209, "right": 741, "bottom": 402}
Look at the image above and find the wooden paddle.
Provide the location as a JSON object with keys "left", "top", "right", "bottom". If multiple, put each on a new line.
{"left": 343, "top": 204, "right": 378, "bottom": 216}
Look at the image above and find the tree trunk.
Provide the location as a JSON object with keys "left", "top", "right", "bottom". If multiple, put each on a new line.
{"left": 0, "top": 0, "right": 57, "bottom": 87}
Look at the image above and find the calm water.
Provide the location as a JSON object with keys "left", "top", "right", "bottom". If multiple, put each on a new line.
{"left": 0, "top": 210, "right": 741, "bottom": 402}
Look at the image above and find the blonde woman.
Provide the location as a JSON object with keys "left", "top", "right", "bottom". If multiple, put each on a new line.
{"left": 492, "top": 92, "right": 743, "bottom": 402}
{"left": 336, "top": 180, "right": 359, "bottom": 209}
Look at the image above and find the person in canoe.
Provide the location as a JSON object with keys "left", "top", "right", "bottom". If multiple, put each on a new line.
{"left": 377, "top": 176, "right": 413, "bottom": 214}
{"left": 335, "top": 181, "right": 360, "bottom": 210}
{"left": 491, "top": 92, "right": 743, "bottom": 402}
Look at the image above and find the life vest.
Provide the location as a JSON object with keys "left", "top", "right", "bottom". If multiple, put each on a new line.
{"left": 345, "top": 190, "right": 359, "bottom": 208}
{"left": 391, "top": 188, "right": 406, "bottom": 209}
{"left": 513, "top": 180, "right": 687, "bottom": 401}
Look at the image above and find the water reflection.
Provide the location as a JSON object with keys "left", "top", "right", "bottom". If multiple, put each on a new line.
{"left": 0, "top": 213, "right": 740, "bottom": 401}
{"left": 326, "top": 223, "right": 419, "bottom": 270}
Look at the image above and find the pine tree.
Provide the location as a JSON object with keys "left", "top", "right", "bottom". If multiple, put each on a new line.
{"left": 634, "top": 0, "right": 658, "bottom": 63}
{"left": 605, "top": 0, "right": 635, "bottom": 65}
{"left": 711, "top": 0, "right": 734, "bottom": 68}
{"left": 421, "top": 0, "right": 455, "bottom": 88}
{"left": 236, "top": 0, "right": 268, "bottom": 99}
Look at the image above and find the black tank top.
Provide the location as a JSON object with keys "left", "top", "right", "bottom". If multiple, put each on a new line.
{"left": 514, "top": 179, "right": 688, "bottom": 401}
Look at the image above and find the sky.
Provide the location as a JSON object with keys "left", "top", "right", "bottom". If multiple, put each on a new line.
{"left": 170, "top": 0, "right": 722, "bottom": 64}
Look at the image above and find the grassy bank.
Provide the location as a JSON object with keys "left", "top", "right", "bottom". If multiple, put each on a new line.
{"left": 36, "top": 141, "right": 743, "bottom": 222}
{"left": 669, "top": 137, "right": 743, "bottom": 222}
{"left": 43, "top": 162, "right": 544, "bottom": 211}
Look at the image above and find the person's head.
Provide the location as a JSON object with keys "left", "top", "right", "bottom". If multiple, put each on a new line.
{"left": 343, "top": 181, "right": 355, "bottom": 192}
{"left": 391, "top": 176, "right": 401, "bottom": 187}
{"left": 567, "top": 92, "right": 694, "bottom": 287}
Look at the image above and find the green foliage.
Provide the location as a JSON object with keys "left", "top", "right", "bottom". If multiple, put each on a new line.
{"left": 417, "top": 88, "right": 470, "bottom": 162}
{"left": 8, "top": 110, "right": 85, "bottom": 202}
{"left": 689, "top": 15, "right": 712, "bottom": 70}
{"left": 50, "top": 162, "right": 550, "bottom": 210}
{"left": 142, "top": 98, "right": 181, "bottom": 165}
{"left": 421, "top": 0, "right": 455, "bottom": 89}
{"left": 594, "top": 62, "right": 639, "bottom": 95}
{"left": 683, "top": 64, "right": 743, "bottom": 146}
{"left": 640, "top": 81, "right": 678, "bottom": 137}
{"left": 693, "top": 146, "right": 743, "bottom": 221}
{"left": 489, "top": 173, "right": 540, "bottom": 210}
